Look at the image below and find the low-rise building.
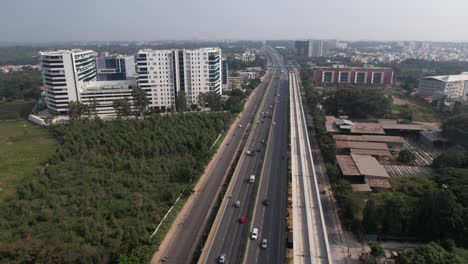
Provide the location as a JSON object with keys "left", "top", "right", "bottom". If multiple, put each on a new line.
{"left": 336, "top": 154, "right": 391, "bottom": 191}
{"left": 417, "top": 74, "right": 468, "bottom": 101}
{"left": 333, "top": 135, "right": 405, "bottom": 148}
{"left": 313, "top": 65, "right": 394, "bottom": 88}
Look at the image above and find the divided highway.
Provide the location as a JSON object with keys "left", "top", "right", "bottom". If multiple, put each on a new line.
{"left": 152, "top": 47, "right": 274, "bottom": 264}
{"left": 289, "top": 71, "right": 331, "bottom": 264}
{"left": 199, "top": 47, "right": 285, "bottom": 263}
{"left": 244, "top": 54, "right": 289, "bottom": 264}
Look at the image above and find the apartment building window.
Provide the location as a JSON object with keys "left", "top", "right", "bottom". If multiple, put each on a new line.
{"left": 355, "top": 72, "right": 367, "bottom": 83}
{"left": 323, "top": 72, "right": 334, "bottom": 83}
{"left": 339, "top": 72, "right": 350, "bottom": 83}
{"left": 372, "top": 72, "right": 384, "bottom": 84}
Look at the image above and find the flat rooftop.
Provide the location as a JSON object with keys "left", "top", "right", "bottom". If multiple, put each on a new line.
{"left": 336, "top": 155, "right": 361, "bottom": 176}
{"left": 350, "top": 148, "right": 392, "bottom": 157}
{"left": 352, "top": 184, "right": 373, "bottom": 192}
{"left": 381, "top": 123, "right": 426, "bottom": 131}
{"left": 336, "top": 141, "right": 389, "bottom": 151}
{"left": 351, "top": 122, "right": 386, "bottom": 134}
{"left": 333, "top": 135, "right": 405, "bottom": 143}
{"left": 351, "top": 153, "right": 389, "bottom": 178}
{"left": 365, "top": 177, "right": 391, "bottom": 189}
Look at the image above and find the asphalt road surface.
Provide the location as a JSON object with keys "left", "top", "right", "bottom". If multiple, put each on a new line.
{"left": 200, "top": 47, "right": 285, "bottom": 264}
{"left": 244, "top": 61, "right": 289, "bottom": 263}
{"left": 152, "top": 47, "right": 274, "bottom": 264}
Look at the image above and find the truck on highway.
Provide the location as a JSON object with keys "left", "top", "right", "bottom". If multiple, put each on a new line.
{"left": 249, "top": 175, "right": 255, "bottom": 183}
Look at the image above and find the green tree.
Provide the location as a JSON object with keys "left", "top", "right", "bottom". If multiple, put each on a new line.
{"left": 87, "top": 97, "right": 100, "bottom": 118}
{"left": 432, "top": 148, "right": 467, "bottom": 169}
{"left": 333, "top": 180, "right": 365, "bottom": 230}
{"left": 68, "top": 101, "right": 89, "bottom": 120}
{"left": 131, "top": 87, "right": 149, "bottom": 118}
{"left": 205, "top": 92, "right": 222, "bottom": 111}
{"left": 416, "top": 190, "right": 464, "bottom": 242}
{"left": 323, "top": 88, "right": 392, "bottom": 118}
{"left": 400, "top": 242, "right": 460, "bottom": 264}
{"left": 442, "top": 113, "right": 468, "bottom": 147}
{"left": 0, "top": 113, "right": 231, "bottom": 262}
{"left": 197, "top": 92, "right": 207, "bottom": 110}
{"left": 175, "top": 90, "right": 187, "bottom": 112}
{"left": 369, "top": 242, "right": 384, "bottom": 258}
{"left": 112, "top": 97, "right": 131, "bottom": 118}
{"left": 398, "top": 149, "right": 416, "bottom": 164}
{"left": 0, "top": 68, "right": 42, "bottom": 100}
{"left": 436, "top": 168, "right": 468, "bottom": 208}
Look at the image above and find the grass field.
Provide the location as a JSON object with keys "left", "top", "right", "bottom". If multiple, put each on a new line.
{"left": 392, "top": 96, "right": 442, "bottom": 123}
{"left": 0, "top": 120, "right": 56, "bottom": 203}
{"left": 0, "top": 100, "right": 37, "bottom": 120}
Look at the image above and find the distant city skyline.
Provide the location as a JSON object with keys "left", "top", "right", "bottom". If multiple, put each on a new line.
{"left": 2, "top": 0, "right": 468, "bottom": 43}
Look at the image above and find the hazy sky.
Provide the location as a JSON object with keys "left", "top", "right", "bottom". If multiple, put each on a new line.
{"left": 2, "top": 0, "right": 468, "bottom": 42}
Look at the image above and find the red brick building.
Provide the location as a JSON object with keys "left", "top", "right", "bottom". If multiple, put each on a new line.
{"left": 313, "top": 65, "right": 394, "bottom": 88}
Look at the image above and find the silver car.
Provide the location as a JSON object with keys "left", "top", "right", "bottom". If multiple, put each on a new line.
{"left": 261, "top": 239, "right": 268, "bottom": 249}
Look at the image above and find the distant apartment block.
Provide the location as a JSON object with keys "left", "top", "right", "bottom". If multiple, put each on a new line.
{"left": 417, "top": 74, "right": 468, "bottom": 101}
{"left": 39, "top": 47, "right": 223, "bottom": 116}
{"left": 327, "top": 40, "right": 348, "bottom": 50}
{"left": 313, "top": 65, "right": 394, "bottom": 88}
{"left": 234, "top": 49, "right": 256, "bottom": 62}
{"left": 40, "top": 50, "right": 98, "bottom": 114}
{"left": 136, "top": 47, "right": 222, "bottom": 109}
{"left": 96, "top": 54, "right": 136, "bottom": 81}
{"left": 295, "top": 39, "right": 329, "bottom": 57}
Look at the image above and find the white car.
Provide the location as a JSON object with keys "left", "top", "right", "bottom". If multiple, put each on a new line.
{"left": 218, "top": 254, "right": 226, "bottom": 263}
{"left": 251, "top": 228, "right": 258, "bottom": 240}
{"left": 261, "top": 239, "right": 268, "bottom": 249}
{"left": 238, "top": 124, "right": 242, "bottom": 128}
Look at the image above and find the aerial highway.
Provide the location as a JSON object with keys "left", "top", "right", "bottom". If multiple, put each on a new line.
{"left": 289, "top": 71, "right": 332, "bottom": 264}
{"left": 199, "top": 47, "right": 285, "bottom": 263}
{"left": 152, "top": 47, "right": 274, "bottom": 264}
{"left": 244, "top": 51, "right": 289, "bottom": 264}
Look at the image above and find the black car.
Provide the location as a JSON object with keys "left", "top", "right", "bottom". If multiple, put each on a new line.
{"left": 262, "top": 199, "right": 270, "bottom": 206}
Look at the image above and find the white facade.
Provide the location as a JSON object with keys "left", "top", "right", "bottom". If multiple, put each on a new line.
{"left": 40, "top": 50, "right": 97, "bottom": 114}
{"left": 40, "top": 47, "right": 223, "bottom": 116}
{"left": 136, "top": 47, "right": 222, "bottom": 110}
{"left": 418, "top": 74, "right": 468, "bottom": 101}
{"left": 79, "top": 80, "right": 137, "bottom": 116}
{"left": 40, "top": 49, "right": 137, "bottom": 116}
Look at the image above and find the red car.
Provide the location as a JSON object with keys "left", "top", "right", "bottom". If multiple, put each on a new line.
{"left": 239, "top": 216, "right": 246, "bottom": 223}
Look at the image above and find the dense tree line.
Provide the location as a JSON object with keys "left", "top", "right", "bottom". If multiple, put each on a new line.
{"left": 400, "top": 242, "right": 462, "bottom": 264}
{"left": 362, "top": 178, "right": 468, "bottom": 246}
{"left": 0, "top": 42, "right": 264, "bottom": 66}
{"left": 323, "top": 88, "right": 392, "bottom": 118}
{"left": 0, "top": 68, "right": 42, "bottom": 100}
{"left": 225, "top": 56, "right": 267, "bottom": 71}
{"left": 0, "top": 113, "right": 231, "bottom": 263}
{"left": 442, "top": 113, "right": 468, "bottom": 147}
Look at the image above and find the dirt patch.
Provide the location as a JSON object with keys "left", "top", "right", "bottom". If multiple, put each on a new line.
{"left": 392, "top": 96, "right": 417, "bottom": 106}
